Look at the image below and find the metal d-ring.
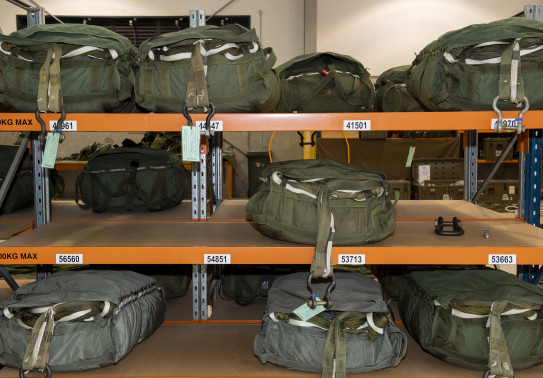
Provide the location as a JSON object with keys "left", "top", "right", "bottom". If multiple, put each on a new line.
{"left": 203, "top": 102, "right": 216, "bottom": 138}
{"left": 306, "top": 272, "right": 336, "bottom": 309}
{"left": 35, "top": 107, "right": 67, "bottom": 147}
{"left": 483, "top": 369, "right": 516, "bottom": 378}
{"left": 19, "top": 364, "right": 51, "bottom": 378}
{"left": 181, "top": 103, "right": 193, "bottom": 127}
{"left": 492, "top": 95, "right": 529, "bottom": 134}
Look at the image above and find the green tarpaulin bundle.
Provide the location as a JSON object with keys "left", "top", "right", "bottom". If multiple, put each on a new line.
{"left": 136, "top": 23, "right": 280, "bottom": 113}
{"left": 275, "top": 52, "right": 374, "bottom": 112}
{"left": 397, "top": 269, "right": 543, "bottom": 377}
{"left": 407, "top": 17, "right": 543, "bottom": 111}
{"left": 0, "top": 270, "right": 165, "bottom": 372}
{"left": 254, "top": 271, "right": 407, "bottom": 376}
{"left": 0, "top": 23, "right": 138, "bottom": 113}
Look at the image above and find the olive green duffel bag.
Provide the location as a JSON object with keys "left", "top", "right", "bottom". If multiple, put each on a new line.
{"left": 136, "top": 23, "right": 280, "bottom": 113}
{"left": 75, "top": 147, "right": 189, "bottom": 213}
{"left": 0, "top": 270, "right": 165, "bottom": 373}
{"left": 398, "top": 269, "right": 543, "bottom": 377}
{"left": 374, "top": 65, "right": 427, "bottom": 112}
{"left": 0, "top": 23, "right": 138, "bottom": 113}
{"left": 275, "top": 52, "right": 374, "bottom": 112}
{"left": 246, "top": 159, "right": 397, "bottom": 281}
{"left": 254, "top": 271, "right": 407, "bottom": 376}
{"left": 407, "top": 17, "right": 543, "bottom": 111}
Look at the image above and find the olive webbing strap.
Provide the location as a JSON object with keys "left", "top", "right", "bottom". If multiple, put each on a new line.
{"left": 322, "top": 311, "right": 391, "bottom": 378}
{"left": 185, "top": 42, "right": 210, "bottom": 109}
{"left": 297, "top": 70, "right": 338, "bottom": 111}
{"left": 499, "top": 38, "right": 525, "bottom": 106}
{"left": 37, "top": 44, "right": 54, "bottom": 112}
{"left": 21, "top": 301, "right": 112, "bottom": 372}
{"left": 310, "top": 187, "right": 334, "bottom": 278}
{"left": 487, "top": 300, "right": 515, "bottom": 378}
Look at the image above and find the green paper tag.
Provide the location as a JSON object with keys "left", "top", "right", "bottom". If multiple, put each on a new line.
{"left": 293, "top": 297, "right": 326, "bottom": 321}
{"left": 405, "top": 146, "right": 416, "bottom": 167}
{"left": 42, "top": 132, "right": 60, "bottom": 169}
{"left": 182, "top": 126, "right": 200, "bottom": 162}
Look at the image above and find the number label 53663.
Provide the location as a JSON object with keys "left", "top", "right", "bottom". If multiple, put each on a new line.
{"left": 488, "top": 254, "right": 516, "bottom": 265}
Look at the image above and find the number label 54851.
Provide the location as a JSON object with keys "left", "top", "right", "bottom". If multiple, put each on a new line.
{"left": 204, "top": 254, "right": 231, "bottom": 264}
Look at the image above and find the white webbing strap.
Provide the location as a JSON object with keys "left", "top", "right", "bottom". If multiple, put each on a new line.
{"left": 148, "top": 41, "right": 258, "bottom": 62}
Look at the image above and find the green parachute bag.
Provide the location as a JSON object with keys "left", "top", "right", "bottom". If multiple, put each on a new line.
{"left": 398, "top": 269, "right": 543, "bottom": 377}
{"left": 275, "top": 52, "right": 374, "bottom": 112}
{"left": 373, "top": 65, "right": 427, "bottom": 112}
{"left": 220, "top": 265, "right": 305, "bottom": 306}
{"left": 254, "top": 271, "right": 407, "bottom": 375}
{"left": 407, "top": 17, "right": 543, "bottom": 111}
{"left": 75, "top": 147, "right": 189, "bottom": 213}
{"left": 246, "top": 159, "right": 397, "bottom": 281}
{"left": 0, "top": 270, "right": 165, "bottom": 373}
{"left": 0, "top": 145, "right": 64, "bottom": 214}
{"left": 0, "top": 23, "right": 138, "bottom": 113}
{"left": 136, "top": 24, "right": 280, "bottom": 113}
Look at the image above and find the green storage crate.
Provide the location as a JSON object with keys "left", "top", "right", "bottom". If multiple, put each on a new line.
{"left": 247, "top": 151, "right": 270, "bottom": 198}
{"left": 414, "top": 180, "right": 464, "bottom": 200}
{"left": 478, "top": 180, "right": 518, "bottom": 204}
{"left": 482, "top": 137, "right": 514, "bottom": 161}
{"left": 389, "top": 179, "right": 411, "bottom": 200}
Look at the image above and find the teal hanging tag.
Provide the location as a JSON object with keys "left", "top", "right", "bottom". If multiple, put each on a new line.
{"left": 182, "top": 126, "right": 200, "bottom": 162}
{"left": 293, "top": 297, "right": 326, "bottom": 321}
{"left": 42, "top": 132, "right": 60, "bottom": 169}
{"left": 405, "top": 146, "right": 416, "bottom": 168}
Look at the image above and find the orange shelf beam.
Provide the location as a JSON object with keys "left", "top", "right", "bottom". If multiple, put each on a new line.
{"left": 0, "top": 110, "right": 542, "bottom": 132}
{"left": 1, "top": 245, "right": 542, "bottom": 265}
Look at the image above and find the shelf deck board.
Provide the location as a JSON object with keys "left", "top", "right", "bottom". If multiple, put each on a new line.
{"left": 0, "top": 321, "right": 541, "bottom": 378}
{"left": 0, "top": 200, "right": 539, "bottom": 265}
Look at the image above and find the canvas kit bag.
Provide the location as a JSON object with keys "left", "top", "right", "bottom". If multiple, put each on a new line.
{"left": 407, "top": 17, "right": 543, "bottom": 112}
{"left": 0, "top": 23, "right": 138, "bottom": 113}
{"left": 373, "top": 65, "right": 426, "bottom": 112}
{"left": 0, "top": 270, "right": 165, "bottom": 373}
{"left": 75, "top": 147, "right": 189, "bottom": 213}
{"left": 136, "top": 23, "right": 280, "bottom": 113}
{"left": 398, "top": 269, "right": 543, "bottom": 377}
{"left": 275, "top": 52, "right": 374, "bottom": 112}
{"left": 254, "top": 271, "right": 407, "bottom": 375}
{"left": 247, "top": 158, "right": 396, "bottom": 287}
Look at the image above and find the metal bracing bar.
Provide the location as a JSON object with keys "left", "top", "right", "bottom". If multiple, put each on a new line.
{"left": 211, "top": 133, "right": 223, "bottom": 213}
{"left": 524, "top": 129, "right": 542, "bottom": 226}
{"left": 0, "top": 265, "right": 19, "bottom": 291}
{"left": 464, "top": 130, "right": 478, "bottom": 203}
{"left": 191, "top": 264, "right": 209, "bottom": 321}
{"left": 472, "top": 133, "right": 518, "bottom": 203}
{"left": 0, "top": 132, "right": 30, "bottom": 212}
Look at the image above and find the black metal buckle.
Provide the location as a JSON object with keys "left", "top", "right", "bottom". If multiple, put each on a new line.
{"left": 434, "top": 216, "right": 464, "bottom": 236}
{"left": 306, "top": 272, "right": 336, "bottom": 309}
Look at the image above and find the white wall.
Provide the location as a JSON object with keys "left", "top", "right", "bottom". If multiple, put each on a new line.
{"left": 0, "top": 0, "right": 305, "bottom": 65}
{"left": 316, "top": 0, "right": 543, "bottom": 76}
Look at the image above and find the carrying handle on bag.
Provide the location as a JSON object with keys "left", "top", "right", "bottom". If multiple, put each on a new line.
{"left": 434, "top": 216, "right": 464, "bottom": 236}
